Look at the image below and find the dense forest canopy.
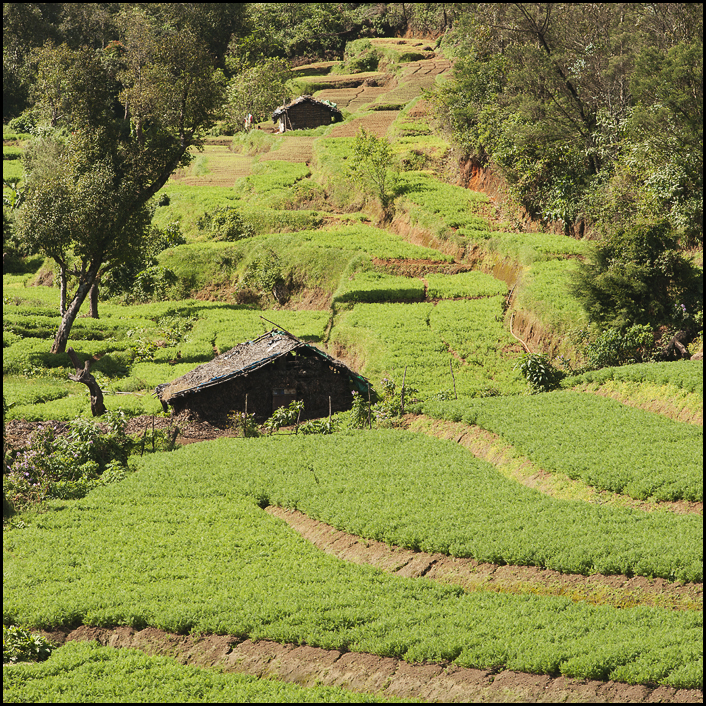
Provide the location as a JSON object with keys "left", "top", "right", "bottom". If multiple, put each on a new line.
{"left": 430, "top": 3, "right": 703, "bottom": 246}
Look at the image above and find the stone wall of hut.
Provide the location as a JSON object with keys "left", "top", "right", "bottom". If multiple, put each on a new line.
{"left": 286, "top": 103, "right": 339, "bottom": 130}
{"left": 169, "top": 351, "right": 356, "bottom": 426}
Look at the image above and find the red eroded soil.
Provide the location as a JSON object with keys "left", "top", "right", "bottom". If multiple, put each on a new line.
{"left": 36, "top": 625, "right": 703, "bottom": 703}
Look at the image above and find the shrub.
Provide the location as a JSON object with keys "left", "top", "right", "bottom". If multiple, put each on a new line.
{"left": 4, "top": 411, "right": 133, "bottom": 510}
{"left": 514, "top": 353, "right": 564, "bottom": 393}
{"left": 262, "top": 400, "right": 304, "bottom": 435}
{"left": 572, "top": 325, "right": 655, "bottom": 371}
{"left": 570, "top": 220, "right": 702, "bottom": 328}
{"left": 3, "top": 625, "right": 54, "bottom": 664}
{"left": 198, "top": 206, "right": 255, "bottom": 242}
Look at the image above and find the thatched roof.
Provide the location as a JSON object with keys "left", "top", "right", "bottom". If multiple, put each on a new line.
{"left": 156, "top": 329, "right": 368, "bottom": 403}
{"left": 271, "top": 94, "right": 342, "bottom": 121}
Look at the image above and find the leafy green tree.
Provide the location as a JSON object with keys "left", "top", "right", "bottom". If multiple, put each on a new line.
{"left": 570, "top": 220, "right": 702, "bottom": 329}
{"left": 430, "top": 3, "right": 703, "bottom": 240}
{"left": 349, "top": 127, "right": 398, "bottom": 214}
{"left": 15, "top": 16, "right": 223, "bottom": 354}
{"left": 224, "top": 56, "right": 293, "bottom": 127}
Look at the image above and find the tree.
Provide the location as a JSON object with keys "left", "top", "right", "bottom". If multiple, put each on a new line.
{"left": 224, "top": 56, "right": 293, "bottom": 127}
{"left": 429, "top": 3, "right": 703, "bottom": 240}
{"left": 15, "top": 14, "right": 223, "bottom": 354}
{"left": 570, "top": 220, "right": 702, "bottom": 329}
{"left": 349, "top": 127, "right": 398, "bottom": 215}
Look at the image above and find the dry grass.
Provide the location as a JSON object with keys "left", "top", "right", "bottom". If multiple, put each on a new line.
{"left": 171, "top": 143, "right": 254, "bottom": 187}
{"left": 326, "top": 110, "right": 400, "bottom": 138}
{"left": 259, "top": 136, "right": 315, "bottom": 163}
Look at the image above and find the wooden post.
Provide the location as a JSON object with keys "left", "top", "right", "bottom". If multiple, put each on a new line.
{"left": 401, "top": 366, "right": 407, "bottom": 415}
{"left": 244, "top": 394, "right": 248, "bottom": 437}
{"left": 329, "top": 396, "right": 332, "bottom": 426}
{"left": 152, "top": 415, "right": 155, "bottom": 451}
{"left": 450, "top": 359, "right": 457, "bottom": 399}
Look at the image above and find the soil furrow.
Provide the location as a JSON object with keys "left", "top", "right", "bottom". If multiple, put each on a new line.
{"left": 265, "top": 506, "right": 702, "bottom": 611}
{"left": 37, "top": 625, "right": 703, "bottom": 703}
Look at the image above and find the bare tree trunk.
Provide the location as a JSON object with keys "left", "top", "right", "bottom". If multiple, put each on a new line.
{"left": 59, "top": 263, "right": 67, "bottom": 316}
{"left": 89, "top": 282, "right": 99, "bottom": 319}
{"left": 51, "top": 261, "right": 101, "bottom": 354}
{"left": 67, "top": 348, "right": 106, "bottom": 417}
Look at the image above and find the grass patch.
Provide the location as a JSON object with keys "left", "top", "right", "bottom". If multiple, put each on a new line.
{"left": 423, "top": 391, "right": 703, "bottom": 502}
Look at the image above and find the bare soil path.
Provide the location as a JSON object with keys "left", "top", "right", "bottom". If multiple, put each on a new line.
{"left": 38, "top": 625, "right": 703, "bottom": 704}
{"left": 265, "top": 505, "right": 701, "bottom": 612}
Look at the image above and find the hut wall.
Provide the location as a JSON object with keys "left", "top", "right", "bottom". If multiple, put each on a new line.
{"left": 287, "top": 103, "right": 337, "bottom": 130}
{"left": 170, "top": 353, "right": 355, "bottom": 426}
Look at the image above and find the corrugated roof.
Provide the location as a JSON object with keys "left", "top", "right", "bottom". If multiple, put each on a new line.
{"left": 156, "top": 329, "right": 368, "bottom": 402}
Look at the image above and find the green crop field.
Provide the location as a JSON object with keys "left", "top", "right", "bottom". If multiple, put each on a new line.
{"left": 423, "top": 392, "right": 703, "bottom": 502}
{"left": 3, "top": 433, "right": 702, "bottom": 688}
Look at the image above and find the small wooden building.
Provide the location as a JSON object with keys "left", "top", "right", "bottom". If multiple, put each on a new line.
{"left": 155, "top": 329, "right": 368, "bottom": 425}
{"left": 272, "top": 95, "right": 343, "bottom": 132}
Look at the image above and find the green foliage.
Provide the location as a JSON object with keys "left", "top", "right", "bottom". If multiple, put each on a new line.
{"left": 4, "top": 410, "right": 133, "bottom": 511}
{"left": 571, "top": 325, "right": 656, "bottom": 371}
{"left": 425, "top": 271, "right": 507, "bottom": 299}
{"left": 432, "top": 5, "right": 703, "bottom": 240}
{"left": 514, "top": 353, "right": 564, "bottom": 393}
{"left": 262, "top": 400, "right": 305, "bottom": 435}
{"left": 349, "top": 127, "right": 398, "bottom": 212}
{"left": 335, "top": 39, "right": 381, "bottom": 74}
{"left": 3, "top": 432, "right": 701, "bottom": 687}
{"left": 225, "top": 57, "right": 293, "bottom": 127}
{"left": 332, "top": 300, "right": 524, "bottom": 399}
{"left": 3, "top": 625, "right": 54, "bottom": 664}
{"left": 424, "top": 392, "right": 702, "bottom": 503}
{"left": 347, "top": 391, "right": 370, "bottom": 429}
{"left": 226, "top": 411, "right": 261, "bottom": 438}
{"left": 3, "top": 641, "right": 400, "bottom": 703}
{"left": 299, "top": 417, "right": 339, "bottom": 435}
{"left": 571, "top": 220, "right": 702, "bottom": 329}
{"left": 198, "top": 206, "right": 255, "bottom": 242}
{"left": 562, "top": 360, "right": 703, "bottom": 395}
{"left": 333, "top": 271, "right": 425, "bottom": 305}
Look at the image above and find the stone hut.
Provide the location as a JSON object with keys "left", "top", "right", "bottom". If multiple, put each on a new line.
{"left": 155, "top": 329, "right": 368, "bottom": 425}
{"left": 272, "top": 95, "right": 343, "bottom": 132}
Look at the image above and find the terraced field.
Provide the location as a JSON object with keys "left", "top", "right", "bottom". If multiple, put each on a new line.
{"left": 3, "top": 35, "right": 703, "bottom": 704}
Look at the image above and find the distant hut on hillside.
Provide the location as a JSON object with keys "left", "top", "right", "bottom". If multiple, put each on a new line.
{"left": 155, "top": 329, "right": 369, "bottom": 426}
{"left": 272, "top": 95, "right": 343, "bottom": 132}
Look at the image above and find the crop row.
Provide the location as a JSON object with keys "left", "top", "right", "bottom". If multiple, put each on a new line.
{"left": 425, "top": 270, "right": 507, "bottom": 299}
{"left": 3, "top": 641, "right": 392, "bottom": 703}
{"left": 3, "top": 432, "right": 701, "bottom": 687}
{"left": 332, "top": 269, "right": 509, "bottom": 305}
{"left": 564, "top": 360, "right": 704, "bottom": 395}
{"left": 332, "top": 301, "right": 525, "bottom": 397}
{"left": 423, "top": 392, "right": 703, "bottom": 502}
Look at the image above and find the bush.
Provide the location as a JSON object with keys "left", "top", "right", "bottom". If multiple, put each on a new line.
{"left": 3, "top": 625, "right": 54, "bottom": 664}
{"left": 514, "top": 353, "right": 564, "bottom": 393}
{"left": 570, "top": 220, "right": 702, "bottom": 328}
{"left": 4, "top": 411, "right": 133, "bottom": 511}
{"left": 198, "top": 206, "right": 255, "bottom": 242}
{"left": 8, "top": 111, "right": 37, "bottom": 135}
{"left": 571, "top": 325, "right": 656, "bottom": 371}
